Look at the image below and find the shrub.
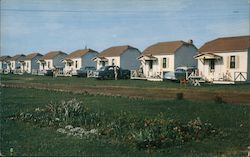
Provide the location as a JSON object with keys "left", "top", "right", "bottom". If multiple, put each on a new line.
{"left": 14, "top": 99, "right": 217, "bottom": 151}
{"left": 176, "top": 93, "right": 184, "bottom": 100}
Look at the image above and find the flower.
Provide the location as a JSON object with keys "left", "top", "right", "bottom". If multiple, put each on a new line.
{"left": 65, "top": 125, "right": 73, "bottom": 130}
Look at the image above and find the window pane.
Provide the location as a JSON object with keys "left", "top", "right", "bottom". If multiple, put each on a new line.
{"left": 230, "top": 56, "right": 235, "bottom": 68}
{"left": 163, "top": 58, "right": 166, "bottom": 68}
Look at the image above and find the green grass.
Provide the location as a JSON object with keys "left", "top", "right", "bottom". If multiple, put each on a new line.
{"left": 1, "top": 73, "right": 250, "bottom": 92}
{"left": 1, "top": 87, "right": 250, "bottom": 156}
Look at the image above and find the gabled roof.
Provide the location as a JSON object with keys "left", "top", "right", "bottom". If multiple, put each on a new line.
{"left": 39, "top": 51, "right": 67, "bottom": 60}
{"left": 199, "top": 36, "right": 250, "bottom": 53}
{"left": 10, "top": 54, "right": 26, "bottom": 61}
{"left": 65, "top": 49, "right": 98, "bottom": 59}
{"left": 0, "top": 55, "right": 11, "bottom": 62}
{"left": 98, "top": 45, "right": 137, "bottom": 57}
{"left": 143, "top": 40, "right": 195, "bottom": 55}
{"left": 21, "top": 53, "right": 43, "bottom": 61}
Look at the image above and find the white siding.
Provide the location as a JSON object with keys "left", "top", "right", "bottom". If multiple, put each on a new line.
{"left": 120, "top": 49, "right": 141, "bottom": 70}
{"left": 64, "top": 52, "right": 98, "bottom": 73}
{"left": 42, "top": 59, "right": 53, "bottom": 70}
{"left": 141, "top": 55, "right": 175, "bottom": 78}
{"left": 107, "top": 57, "right": 120, "bottom": 66}
{"left": 198, "top": 51, "right": 248, "bottom": 82}
{"left": 39, "top": 54, "right": 66, "bottom": 71}
{"left": 24, "top": 60, "right": 32, "bottom": 73}
{"left": 96, "top": 59, "right": 108, "bottom": 70}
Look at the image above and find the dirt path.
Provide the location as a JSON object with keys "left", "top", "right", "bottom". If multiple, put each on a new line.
{"left": 2, "top": 82, "right": 250, "bottom": 104}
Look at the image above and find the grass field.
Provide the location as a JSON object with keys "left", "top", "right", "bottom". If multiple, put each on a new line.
{"left": 1, "top": 87, "right": 250, "bottom": 156}
{"left": 2, "top": 74, "right": 250, "bottom": 92}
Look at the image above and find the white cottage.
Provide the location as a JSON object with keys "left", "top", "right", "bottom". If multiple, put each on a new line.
{"left": 138, "top": 40, "right": 197, "bottom": 80}
{"left": 19, "top": 53, "right": 43, "bottom": 74}
{"left": 8, "top": 54, "right": 26, "bottom": 73}
{"left": 0, "top": 55, "right": 11, "bottom": 73}
{"left": 63, "top": 49, "right": 98, "bottom": 75}
{"left": 194, "top": 36, "right": 250, "bottom": 83}
{"left": 93, "top": 45, "right": 141, "bottom": 70}
{"left": 38, "top": 51, "right": 67, "bottom": 73}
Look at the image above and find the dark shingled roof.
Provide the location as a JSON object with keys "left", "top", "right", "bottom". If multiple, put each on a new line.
{"left": 40, "top": 51, "right": 67, "bottom": 60}
{"left": 10, "top": 54, "right": 26, "bottom": 61}
{"left": 98, "top": 45, "right": 137, "bottom": 57}
{"left": 65, "top": 49, "right": 98, "bottom": 59}
{"left": 143, "top": 41, "right": 195, "bottom": 55}
{"left": 0, "top": 55, "right": 11, "bottom": 62}
{"left": 199, "top": 36, "right": 250, "bottom": 53}
{"left": 21, "top": 53, "right": 43, "bottom": 61}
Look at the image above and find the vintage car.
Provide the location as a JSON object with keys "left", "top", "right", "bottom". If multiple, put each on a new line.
{"left": 94, "top": 66, "right": 130, "bottom": 80}
{"left": 74, "top": 66, "right": 96, "bottom": 77}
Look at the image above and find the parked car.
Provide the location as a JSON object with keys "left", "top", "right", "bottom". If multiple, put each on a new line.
{"left": 75, "top": 66, "right": 96, "bottom": 77}
{"left": 94, "top": 66, "right": 130, "bottom": 80}
{"left": 44, "top": 69, "right": 53, "bottom": 76}
{"left": 174, "top": 66, "right": 196, "bottom": 80}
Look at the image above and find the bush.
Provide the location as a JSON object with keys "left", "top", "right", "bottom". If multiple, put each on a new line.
{"left": 14, "top": 99, "right": 217, "bottom": 151}
{"left": 176, "top": 93, "right": 183, "bottom": 100}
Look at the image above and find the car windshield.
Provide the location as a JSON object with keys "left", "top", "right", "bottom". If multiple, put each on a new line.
{"left": 99, "top": 67, "right": 106, "bottom": 71}
{"left": 175, "top": 69, "right": 185, "bottom": 72}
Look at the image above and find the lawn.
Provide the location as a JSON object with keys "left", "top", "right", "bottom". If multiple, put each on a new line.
{"left": 1, "top": 87, "right": 250, "bottom": 156}
{"left": 2, "top": 74, "right": 250, "bottom": 92}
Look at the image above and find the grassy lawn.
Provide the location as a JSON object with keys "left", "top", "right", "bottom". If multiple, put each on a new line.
{"left": 1, "top": 74, "right": 250, "bottom": 92}
{"left": 1, "top": 87, "right": 250, "bottom": 156}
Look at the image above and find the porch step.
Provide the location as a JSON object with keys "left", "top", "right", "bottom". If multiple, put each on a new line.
{"left": 212, "top": 80, "right": 235, "bottom": 84}
{"left": 147, "top": 78, "right": 163, "bottom": 81}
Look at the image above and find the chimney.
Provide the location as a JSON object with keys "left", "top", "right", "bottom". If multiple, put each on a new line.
{"left": 188, "top": 39, "right": 193, "bottom": 44}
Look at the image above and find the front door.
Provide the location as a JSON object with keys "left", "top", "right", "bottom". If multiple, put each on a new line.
{"left": 148, "top": 60, "right": 153, "bottom": 77}
{"left": 209, "top": 60, "right": 215, "bottom": 72}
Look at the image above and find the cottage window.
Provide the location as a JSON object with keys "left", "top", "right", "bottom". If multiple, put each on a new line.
{"left": 163, "top": 58, "right": 166, "bottom": 68}
{"left": 112, "top": 59, "right": 115, "bottom": 66}
{"left": 209, "top": 60, "right": 215, "bottom": 71}
{"left": 101, "top": 61, "right": 105, "bottom": 67}
{"left": 149, "top": 60, "right": 153, "bottom": 70}
{"left": 68, "top": 62, "right": 72, "bottom": 66}
{"left": 230, "top": 56, "right": 235, "bottom": 69}
{"left": 75, "top": 61, "right": 78, "bottom": 68}
{"left": 27, "top": 62, "right": 29, "bottom": 68}
{"left": 48, "top": 61, "right": 51, "bottom": 68}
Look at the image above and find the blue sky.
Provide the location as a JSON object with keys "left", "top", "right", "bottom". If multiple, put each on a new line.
{"left": 1, "top": 0, "right": 249, "bottom": 56}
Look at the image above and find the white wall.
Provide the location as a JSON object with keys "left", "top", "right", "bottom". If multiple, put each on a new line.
{"left": 64, "top": 58, "right": 81, "bottom": 73}
{"left": 175, "top": 45, "right": 197, "bottom": 68}
{"left": 23, "top": 60, "right": 32, "bottom": 73}
{"left": 107, "top": 57, "right": 120, "bottom": 67}
{"left": 141, "top": 55, "right": 175, "bottom": 77}
{"left": 64, "top": 52, "right": 98, "bottom": 72}
{"left": 41, "top": 59, "right": 53, "bottom": 70}
{"left": 198, "top": 51, "right": 248, "bottom": 82}
{"left": 96, "top": 59, "right": 108, "bottom": 70}
{"left": 120, "top": 49, "right": 141, "bottom": 70}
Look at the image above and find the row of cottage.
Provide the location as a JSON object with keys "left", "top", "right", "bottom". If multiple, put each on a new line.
{"left": 1, "top": 35, "right": 250, "bottom": 83}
